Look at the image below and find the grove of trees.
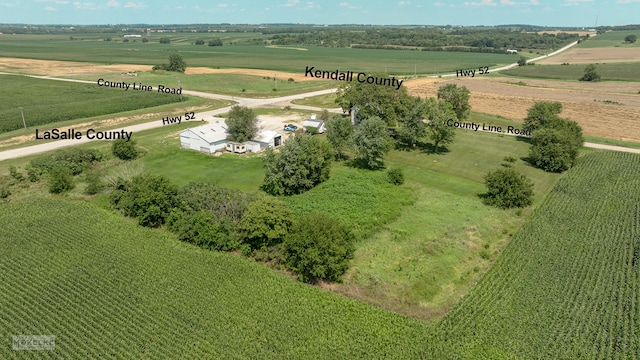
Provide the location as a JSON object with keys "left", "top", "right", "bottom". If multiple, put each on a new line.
{"left": 153, "top": 54, "right": 187, "bottom": 73}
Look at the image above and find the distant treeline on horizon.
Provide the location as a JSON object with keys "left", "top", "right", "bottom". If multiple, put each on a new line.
{"left": 1, "top": 23, "right": 639, "bottom": 35}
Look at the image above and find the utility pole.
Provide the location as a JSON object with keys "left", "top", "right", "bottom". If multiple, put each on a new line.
{"left": 177, "top": 77, "right": 182, "bottom": 101}
{"left": 274, "top": 73, "right": 277, "bottom": 90}
{"left": 18, "top": 107, "right": 26, "bottom": 129}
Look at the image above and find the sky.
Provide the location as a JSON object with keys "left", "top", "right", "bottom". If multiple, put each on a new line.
{"left": 0, "top": 0, "right": 638, "bottom": 27}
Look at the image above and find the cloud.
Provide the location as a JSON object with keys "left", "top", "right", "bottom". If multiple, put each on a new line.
{"left": 304, "top": 1, "right": 319, "bottom": 9}
{"left": 35, "top": 0, "right": 69, "bottom": 3}
{"left": 464, "top": 0, "right": 497, "bottom": 5}
{"left": 284, "top": 0, "right": 298, "bottom": 6}
{"left": 398, "top": 1, "right": 410, "bottom": 5}
{"left": 530, "top": 0, "right": 539, "bottom": 4}
{"left": 106, "top": 0, "right": 118, "bottom": 6}
{"left": 123, "top": 1, "right": 144, "bottom": 8}
{"left": 44, "top": 5, "right": 55, "bottom": 10}
{"left": 218, "top": 3, "right": 227, "bottom": 7}
{"left": 563, "top": 0, "right": 593, "bottom": 4}
{"left": 73, "top": 1, "right": 100, "bottom": 9}
{"left": 501, "top": 0, "right": 515, "bottom": 4}
{"left": 433, "top": 1, "right": 445, "bottom": 6}
{"left": 616, "top": 0, "right": 640, "bottom": 3}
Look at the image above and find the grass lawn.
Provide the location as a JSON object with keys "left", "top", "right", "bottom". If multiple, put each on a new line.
{"left": 500, "top": 62, "right": 640, "bottom": 81}
{"left": 335, "top": 128, "right": 561, "bottom": 319}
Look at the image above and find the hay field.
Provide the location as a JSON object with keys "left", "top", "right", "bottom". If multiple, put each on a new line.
{"left": 405, "top": 76, "right": 640, "bottom": 143}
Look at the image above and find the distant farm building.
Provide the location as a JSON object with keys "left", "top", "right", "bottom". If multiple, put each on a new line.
{"left": 123, "top": 34, "right": 142, "bottom": 38}
{"left": 179, "top": 120, "right": 282, "bottom": 154}
{"left": 302, "top": 115, "right": 326, "bottom": 134}
{"left": 506, "top": 49, "right": 518, "bottom": 54}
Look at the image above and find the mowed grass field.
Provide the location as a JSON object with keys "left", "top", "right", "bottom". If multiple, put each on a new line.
{"left": 0, "top": 198, "right": 440, "bottom": 359}
{"left": 0, "top": 33, "right": 518, "bottom": 74}
{"left": 501, "top": 62, "right": 640, "bottom": 81}
{"left": 0, "top": 74, "right": 182, "bottom": 133}
{"left": 437, "top": 151, "right": 640, "bottom": 359}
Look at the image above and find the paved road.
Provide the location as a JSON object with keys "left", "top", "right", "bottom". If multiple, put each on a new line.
{"left": 434, "top": 37, "right": 584, "bottom": 78}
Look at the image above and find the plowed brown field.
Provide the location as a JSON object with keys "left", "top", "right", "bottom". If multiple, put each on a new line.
{"left": 405, "top": 76, "right": 640, "bottom": 142}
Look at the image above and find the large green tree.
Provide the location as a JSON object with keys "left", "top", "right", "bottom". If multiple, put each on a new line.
{"left": 335, "top": 74, "right": 413, "bottom": 126}
{"left": 284, "top": 212, "right": 355, "bottom": 283}
{"left": 397, "top": 96, "right": 426, "bottom": 148}
{"left": 168, "top": 54, "right": 187, "bottom": 72}
{"left": 351, "top": 116, "right": 393, "bottom": 168}
{"left": 437, "top": 83, "right": 471, "bottom": 121}
{"left": 482, "top": 168, "right": 534, "bottom": 209}
{"left": 325, "top": 114, "right": 353, "bottom": 160}
{"left": 425, "top": 98, "right": 456, "bottom": 153}
{"left": 579, "top": 63, "right": 600, "bottom": 82}
{"left": 226, "top": 105, "right": 259, "bottom": 143}
{"left": 261, "top": 134, "right": 333, "bottom": 196}
{"left": 523, "top": 101, "right": 564, "bottom": 132}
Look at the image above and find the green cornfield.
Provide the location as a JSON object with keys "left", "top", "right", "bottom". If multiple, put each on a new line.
{"left": 437, "top": 151, "right": 640, "bottom": 359}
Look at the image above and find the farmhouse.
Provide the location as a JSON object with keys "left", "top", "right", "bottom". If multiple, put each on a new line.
{"left": 180, "top": 121, "right": 282, "bottom": 154}
{"left": 302, "top": 115, "right": 326, "bottom": 134}
{"left": 506, "top": 49, "right": 518, "bottom": 54}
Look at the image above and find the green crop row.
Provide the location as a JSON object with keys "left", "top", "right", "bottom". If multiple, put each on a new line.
{"left": 436, "top": 151, "right": 640, "bottom": 359}
{"left": 0, "top": 75, "right": 181, "bottom": 133}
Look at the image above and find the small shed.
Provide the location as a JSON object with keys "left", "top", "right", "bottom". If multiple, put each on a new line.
{"left": 180, "top": 122, "right": 228, "bottom": 154}
{"left": 226, "top": 142, "right": 247, "bottom": 154}
{"left": 302, "top": 118, "right": 326, "bottom": 134}
{"left": 253, "top": 130, "right": 283, "bottom": 150}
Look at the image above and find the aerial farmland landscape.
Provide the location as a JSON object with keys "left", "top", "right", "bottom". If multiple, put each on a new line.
{"left": 1, "top": 0, "right": 639, "bottom": 359}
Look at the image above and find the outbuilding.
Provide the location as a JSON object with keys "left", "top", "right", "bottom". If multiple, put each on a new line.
{"left": 253, "top": 130, "right": 283, "bottom": 150}
{"left": 302, "top": 115, "right": 326, "bottom": 134}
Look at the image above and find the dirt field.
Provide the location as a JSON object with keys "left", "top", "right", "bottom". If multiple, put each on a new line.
{"left": 405, "top": 76, "right": 640, "bottom": 142}
{"left": 0, "top": 57, "right": 319, "bottom": 81}
{"left": 537, "top": 47, "right": 640, "bottom": 64}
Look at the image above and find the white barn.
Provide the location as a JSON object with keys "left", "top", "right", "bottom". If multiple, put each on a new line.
{"left": 506, "top": 49, "right": 518, "bottom": 54}
{"left": 180, "top": 122, "right": 228, "bottom": 154}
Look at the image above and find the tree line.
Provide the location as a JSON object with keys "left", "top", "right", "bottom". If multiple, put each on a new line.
{"left": 269, "top": 28, "right": 580, "bottom": 51}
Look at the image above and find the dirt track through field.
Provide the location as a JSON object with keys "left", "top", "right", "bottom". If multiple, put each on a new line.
{"left": 405, "top": 76, "right": 640, "bottom": 142}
